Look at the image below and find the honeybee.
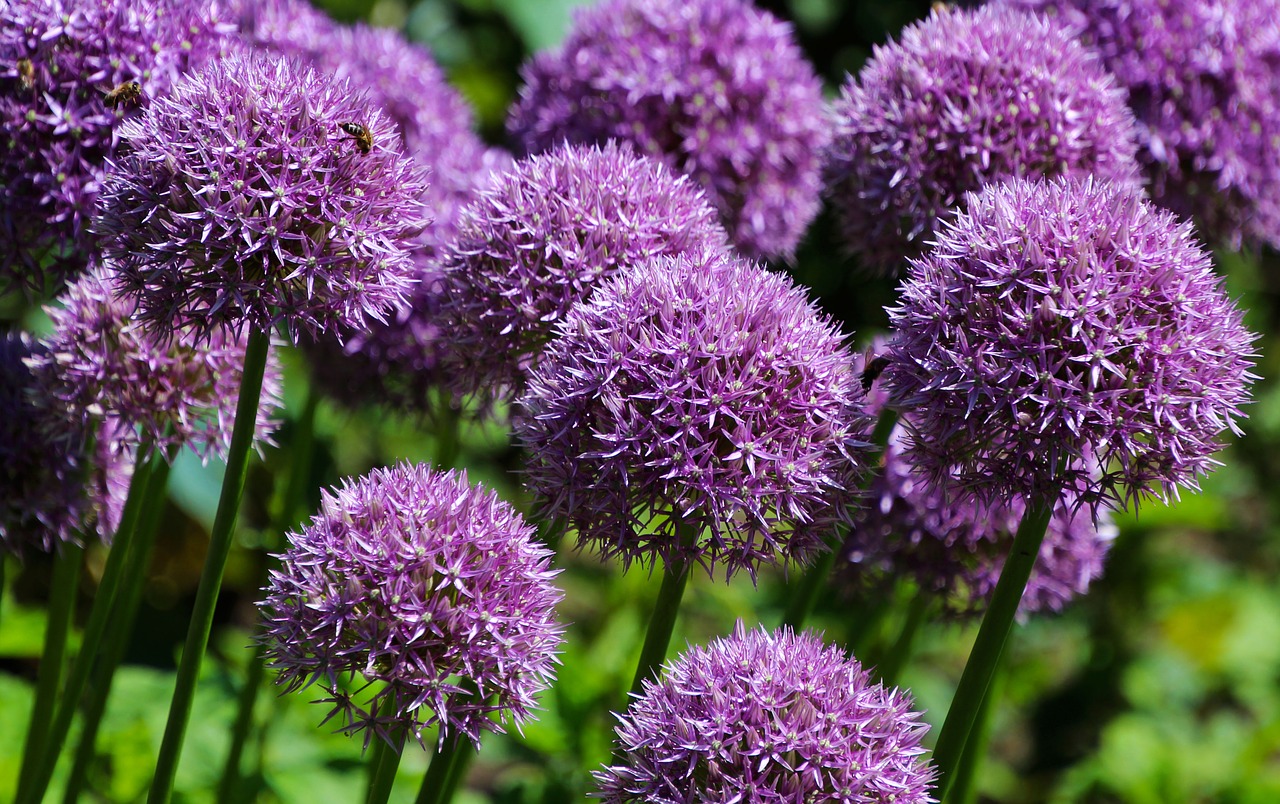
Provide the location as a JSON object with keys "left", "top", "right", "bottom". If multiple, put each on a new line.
{"left": 104, "top": 81, "right": 142, "bottom": 110}
{"left": 339, "top": 122, "right": 372, "bottom": 155}
{"left": 861, "top": 355, "right": 890, "bottom": 391}
{"left": 17, "top": 58, "right": 34, "bottom": 90}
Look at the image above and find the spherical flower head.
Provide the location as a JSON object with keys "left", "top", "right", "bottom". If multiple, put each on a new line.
{"left": 847, "top": 355, "right": 1114, "bottom": 617}
{"left": 825, "top": 4, "right": 1141, "bottom": 274}
{"left": 94, "top": 49, "right": 430, "bottom": 342}
{"left": 594, "top": 623, "right": 936, "bottom": 803}
{"left": 1, "top": 334, "right": 132, "bottom": 555}
{"left": 517, "top": 249, "right": 867, "bottom": 582}
{"left": 1001, "top": 0, "right": 1280, "bottom": 250}
{"left": 29, "top": 266, "right": 284, "bottom": 462}
{"left": 507, "top": 0, "right": 831, "bottom": 262}
{"left": 884, "top": 177, "right": 1257, "bottom": 511}
{"left": 0, "top": 0, "right": 232, "bottom": 294}
{"left": 440, "top": 142, "right": 729, "bottom": 403}
{"left": 258, "top": 463, "right": 565, "bottom": 748}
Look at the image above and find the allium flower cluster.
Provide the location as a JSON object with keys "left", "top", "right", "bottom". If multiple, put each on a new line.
{"left": 1, "top": 333, "right": 131, "bottom": 555}
{"left": 517, "top": 250, "right": 866, "bottom": 581}
{"left": 94, "top": 50, "right": 430, "bottom": 341}
{"left": 440, "top": 142, "right": 728, "bottom": 402}
{"left": 1003, "top": 0, "right": 1280, "bottom": 250}
{"left": 847, "top": 357, "right": 1114, "bottom": 617}
{"left": 508, "top": 0, "right": 831, "bottom": 261}
{"left": 595, "top": 624, "right": 936, "bottom": 803}
{"left": 0, "top": 0, "right": 232, "bottom": 293}
{"left": 259, "top": 463, "right": 564, "bottom": 747}
{"left": 29, "top": 267, "right": 283, "bottom": 462}
{"left": 825, "top": 4, "right": 1141, "bottom": 273}
{"left": 884, "top": 177, "right": 1257, "bottom": 510}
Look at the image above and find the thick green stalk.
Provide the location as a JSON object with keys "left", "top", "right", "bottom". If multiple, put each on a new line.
{"left": 62, "top": 460, "right": 171, "bottom": 804}
{"left": 147, "top": 327, "right": 270, "bottom": 804}
{"left": 15, "top": 542, "right": 84, "bottom": 800}
{"left": 365, "top": 729, "right": 407, "bottom": 804}
{"left": 876, "top": 591, "right": 931, "bottom": 688}
{"left": 19, "top": 448, "right": 163, "bottom": 804}
{"left": 781, "top": 408, "right": 899, "bottom": 629}
{"left": 947, "top": 663, "right": 1003, "bottom": 804}
{"left": 627, "top": 521, "right": 698, "bottom": 698}
{"left": 415, "top": 732, "right": 468, "bottom": 804}
{"left": 929, "top": 497, "right": 1055, "bottom": 799}
{"left": 216, "top": 388, "right": 318, "bottom": 804}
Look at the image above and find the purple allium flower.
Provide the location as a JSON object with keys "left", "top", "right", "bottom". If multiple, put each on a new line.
{"left": 845, "top": 352, "right": 1115, "bottom": 617}
{"left": 517, "top": 249, "right": 866, "bottom": 581}
{"left": 1, "top": 333, "right": 132, "bottom": 555}
{"left": 439, "top": 142, "right": 728, "bottom": 403}
{"left": 507, "top": 0, "right": 831, "bottom": 261}
{"left": 594, "top": 623, "right": 936, "bottom": 803}
{"left": 29, "top": 266, "right": 283, "bottom": 462}
{"left": 258, "top": 462, "right": 564, "bottom": 748}
{"left": 825, "top": 4, "right": 1141, "bottom": 273}
{"left": 0, "top": 0, "right": 232, "bottom": 294}
{"left": 884, "top": 177, "right": 1257, "bottom": 511}
{"left": 1001, "top": 0, "right": 1280, "bottom": 250}
{"left": 94, "top": 50, "right": 430, "bottom": 342}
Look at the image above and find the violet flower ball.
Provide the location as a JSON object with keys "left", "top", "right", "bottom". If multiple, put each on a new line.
{"left": 508, "top": 0, "right": 830, "bottom": 262}
{"left": 0, "top": 0, "right": 232, "bottom": 294}
{"left": 884, "top": 177, "right": 1256, "bottom": 511}
{"left": 94, "top": 50, "right": 430, "bottom": 342}
{"left": 259, "top": 463, "right": 564, "bottom": 747}
{"left": 440, "top": 142, "right": 728, "bottom": 403}
{"left": 30, "top": 266, "right": 284, "bottom": 462}
{"left": 1, "top": 333, "right": 132, "bottom": 555}
{"left": 825, "top": 4, "right": 1141, "bottom": 273}
{"left": 1002, "top": 0, "right": 1280, "bottom": 250}
{"left": 595, "top": 624, "right": 936, "bottom": 803}
{"left": 517, "top": 249, "right": 867, "bottom": 581}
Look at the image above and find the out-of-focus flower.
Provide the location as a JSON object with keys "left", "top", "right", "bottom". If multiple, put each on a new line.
{"left": 518, "top": 249, "right": 866, "bottom": 581}
{"left": 826, "top": 4, "right": 1140, "bottom": 273}
{"left": 595, "top": 623, "right": 936, "bottom": 803}
{"left": 1, "top": 333, "right": 132, "bottom": 555}
{"left": 259, "top": 463, "right": 564, "bottom": 748}
{"left": 95, "top": 50, "right": 429, "bottom": 341}
{"left": 440, "top": 142, "right": 728, "bottom": 403}
{"left": 0, "top": 0, "right": 232, "bottom": 294}
{"left": 884, "top": 177, "right": 1257, "bottom": 510}
{"left": 508, "top": 0, "right": 830, "bottom": 261}
{"left": 30, "top": 266, "right": 283, "bottom": 462}
{"left": 1002, "top": 0, "right": 1280, "bottom": 250}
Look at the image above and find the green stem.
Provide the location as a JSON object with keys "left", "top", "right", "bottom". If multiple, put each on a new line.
{"left": 782, "top": 409, "right": 899, "bottom": 629}
{"left": 216, "top": 387, "right": 318, "bottom": 804}
{"left": 432, "top": 400, "right": 461, "bottom": 469}
{"left": 414, "top": 732, "right": 469, "bottom": 804}
{"left": 16, "top": 542, "right": 84, "bottom": 801}
{"left": 61, "top": 460, "right": 171, "bottom": 804}
{"left": 627, "top": 522, "right": 698, "bottom": 698}
{"left": 19, "top": 447, "right": 164, "bottom": 804}
{"left": 365, "top": 730, "right": 407, "bottom": 804}
{"left": 147, "top": 327, "right": 270, "bottom": 804}
{"left": 947, "top": 662, "right": 1003, "bottom": 804}
{"left": 929, "top": 497, "right": 1055, "bottom": 800}
{"left": 876, "top": 591, "right": 931, "bottom": 688}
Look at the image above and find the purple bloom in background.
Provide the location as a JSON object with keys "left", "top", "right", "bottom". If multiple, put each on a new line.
{"left": 94, "top": 50, "right": 430, "bottom": 342}
{"left": 1, "top": 333, "right": 132, "bottom": 555}
{"left": 508, "top": 0, "right": 831, "bottom": 261}
{"left": 825, "top": 4, "right": 1141, "bottom": 273}
{"left": 259, "top": 463, "right": 564, "bottom": 748}
{"left": 440, "top": 142, "right": 728, "bottom": 403}
{"left": 517, "top": 249, "right": 866, "bottom": 581}
{"left": 1002, "top": 0, "right": 1280, "bottom": 250}
{"left": 0, "top": 0, "right": 232, "bottom": 294}
{"left": 29, "top": 266, "right": 284, "bottom": 462}
{"left": 884, "top": 177, "right": 1257, "bottom": 511}
{"left": 595, "top": 623, "right": 936, "bottom": 803}
{"left": 845, "top": 351, "right": 1115, "bottom": 618}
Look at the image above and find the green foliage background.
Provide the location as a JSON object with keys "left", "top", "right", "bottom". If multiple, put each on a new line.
{"left": 5, "top": 0, "right": 1280, "bottom": 801}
